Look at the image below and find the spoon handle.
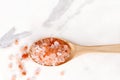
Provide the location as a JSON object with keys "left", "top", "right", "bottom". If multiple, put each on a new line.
{"left": 71, "top": 44, "right": 120, "bottom": 58}
{"left": 87, "top": 44, "right": 120, "bottom": 53}
{"left": 75, "top": 44, "right": 120, "bottom": 53}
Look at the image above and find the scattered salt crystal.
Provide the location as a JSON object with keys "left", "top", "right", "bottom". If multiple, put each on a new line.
{"left": 21, "top": 71, "right": 27, "bottom": 76}
{"left": 27, "top": 76, "right": 36, "bottom": 80}
{"left": 34, "top": 68, "right": 41, "bottom": 75}
{"left": 20, "top": 46, "right": 28, "bottom": 53}
{"left": 60, "top": 70, "right": 65, "bottom": 76}
{"left": 11, "top": 75, "right": 16, "bottom": 80}
{"left": 9, "top": 54, "right": 14, "bottom": 60}
{"left": 14, "top": 39, "right": 19, "bottom": 45}
{"left": 22, "top": 53, "right": 29, "bottom": 59}
{"left": 18, "top": 63, "right": 24, "bottom": 70}
{"left": 8, "top": 63, "right": 13, "bottom": 69}
{"left": 27, "top": 78, "right": 31, "bottom": 80}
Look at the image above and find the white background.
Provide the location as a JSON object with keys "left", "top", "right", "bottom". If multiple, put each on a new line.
{"left": 0, "top": 0, "right": 120, "bottom": 80}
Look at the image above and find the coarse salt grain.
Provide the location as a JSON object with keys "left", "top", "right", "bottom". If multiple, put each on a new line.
{"left": 34, "top": 68, "right": 41, "bottom": 75}
{"left": 27, "top": 76, "right": 36, "bottom": 80}
{"left": 54, "top": 41, "right": 60, "bottom": 47}
{"left": 18, "top": 63, "right": 24, "bottom": 70}
{"left": 8, "top": 63, "right": 13, "bottom": 69}
{"left": 22, "top": 53, "right": 29, "bottom": 59}
{"left": 9, "top": 54, "right": 14, "bottom": 60}
{"left": 14, "top": 39, "right": 19, "bottom": 45}
{"left": 60, "top": 70, "right": 65, "bottom": 76}
{"left": 20, "top": 45, "right": 28, "bottom": 53}
{"left": 11, "top": 75, "right": 16, "bottom": 80}
{"left": 21, "top": 71, "right": 27, "bottom": 76}
{"left": 27, "top": 78, "right": 30, "bottom": 80}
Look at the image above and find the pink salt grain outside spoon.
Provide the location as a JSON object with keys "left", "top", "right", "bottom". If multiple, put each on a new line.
{"left": 29, "top": 37, "right": 120, "bottom": 66}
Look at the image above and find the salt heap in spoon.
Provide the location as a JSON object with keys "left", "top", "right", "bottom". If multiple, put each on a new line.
{"left": 29, "top": 37, "right": 71, "bottom": 66}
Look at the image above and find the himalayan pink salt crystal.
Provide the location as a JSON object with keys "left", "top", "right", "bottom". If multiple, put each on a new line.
{"left": 21, "top": 70, "right": 27, "bottom": 76}
{"left": 21, "top": 53, "right": 29, "bottom": 59}
{"left": 20, "top": 45, "right": 28, "bottom": 53}
{"left": 8, "top": 63, "right": 13, "bottom": 69}
{"left": 60, "top": 70, "right": 65, "bottom": 76}
{"left": 34, "top": 68, "right": 41, "bottom": 75}
{"left": 14, "top": 39, "right": 19, "bottom": 45}
{"left": 11, "top": 75, "right": 16, "bottom": 80}
{"left": 29, "top": 37, "right": 71, "bottom": 66}
{"left": 8, "top": 54, "right": 14, "bottom": 60}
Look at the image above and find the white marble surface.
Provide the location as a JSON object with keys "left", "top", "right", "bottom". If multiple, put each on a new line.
{"left": 0, "top": 0, "right": 120, "bottom": 80}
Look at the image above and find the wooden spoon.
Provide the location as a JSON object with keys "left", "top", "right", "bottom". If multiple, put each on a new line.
{"left": 29, "top": 37, "right": 120, "bottom": 66}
